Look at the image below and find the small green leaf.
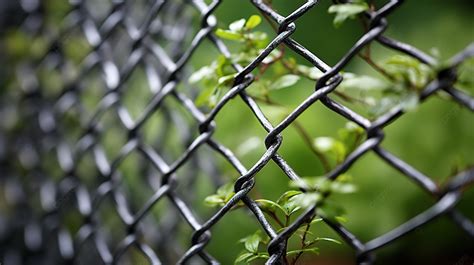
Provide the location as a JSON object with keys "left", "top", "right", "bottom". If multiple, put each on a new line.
{"left": 270, "top": 74, "right": 300, "bottom": 90}
{"left": 245, "top": 15, "right": 262, "bottom": 29}
{"left": 236, "top": 136, "right": 261, "bottom": 156}
{"left": 313, "top": 137, "right": 346, "bottom": 161}
{"left": 317, "top": 201, "right": 345, "bottom": 222}
{"left": 290, "top": 177, "right": 331, "bottom": 193}
{"left": 216, "top": 55, "right": 229, "bottom": 76}
{"left": 383, "top": 55, "right": 434, "bottom": 89}
{"left": 328, "top": 3, "right": 369, "bottom": 28}
{"left": 218, "top": 74, "right": 235, "bottom": 86}
{"left": 286, "top": 247, "right": 319, "bottom": 256}
{"left": 262, "top": 49, "right": 282, "bottom": 64}
{"left": 195, "top": 85, "right": 217, "bottom": 107}
{"left": 239, "top": 232, "right": 262, "bottom": 253}
{"left": 286, "top": 192, "right": 322, "bottom": 211}
{"left": 229, "top": 18, "right": 246, "bottom": 32}
{"left": 276, "top": 190, "right": 302, "bottom": 206}
{"left": 310, "top": 217, "right": 323, "bottom": 225}
{"left": 235, "top": 252, "right": 254, "bottom": 264}
{"left": 340, "top": 73, "right": 389, "bottom": 91}
{"left": 330, "top": 181, "right": 357, "bottom": 194}
{"left": 204, "top": 183, "right": 235, "bottom": 207}
{"left": 204, "top": 194, "right": 226, "bottom": 207}
{"left": 246, "top": 253, "right": 269, "bottom": 263}
{"left": 297, "top": 64, "right": 324, "bottom": 80}
{"left": 369, "top": 96, "right": 398, "bottom": 117}
{"left": 344, "top": 122, "right": 364, "bottom": 134}
{"left": 189, "top": 66, "right": 214, "bottom": 84}
{"left": 400, "top": 91, "right": 419, "bottom": 112}
{"left": 336, "top": 216, "right": 348, "bottom": 223}
{"left": 309, "top": 237, "right": 341, "bottom": 245}
{"left": 277, "top": 190, "right": 304, "bottom": 216}
{"left": 216, "top": 29, "right": 242, "bottom": 41}
{"left": 256, "top": 199, "right": 286, "bottom": 215}
{"left": 217, "top": 183, "right": 235, "bottom": 197}
{"left": 313, "top": 137, "right": 336, "bottom": 152}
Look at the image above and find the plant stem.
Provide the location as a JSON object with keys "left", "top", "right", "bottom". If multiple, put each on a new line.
{"left": 291, "top": 221, "right": 312, "bottom": 265}
{"left": 269, "top": 211, "right": 285, "bottom": 228}
{"left": 252, "top": 96, "right": 332, "bottom": 172}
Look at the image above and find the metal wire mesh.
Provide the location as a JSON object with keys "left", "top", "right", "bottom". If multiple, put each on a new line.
{"left": 1, "top": 0, "right": 473, "bottom": 264}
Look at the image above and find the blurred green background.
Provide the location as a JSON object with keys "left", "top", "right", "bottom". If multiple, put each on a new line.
{"left": 188, "top": 1, "right": 474, "bottom": 264}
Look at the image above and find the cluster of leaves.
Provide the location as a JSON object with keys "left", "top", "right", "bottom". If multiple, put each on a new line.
{"left": 232, "top": 174, "right": 356, "bottom": 264}
{"left": 190, "top": 14, "right": 327, "bottom": 109}
{"left": 313, "top": 122, "right": 365, "bottom": 168}
{"left": 327, "top": 1, "right": 440, "bottom": 115}
{"left": 204, "top": 175, "right": 355, "bottom": 264}
{"left": 189, "top": 15, "right": 267, "bottom": 108}
{"left": 328, "top": 0, "right": 369, "bottom": 28}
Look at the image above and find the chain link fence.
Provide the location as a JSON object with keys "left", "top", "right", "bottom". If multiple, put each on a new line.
{"left": 1, "top": 0, "right": 473, "bottom": 264}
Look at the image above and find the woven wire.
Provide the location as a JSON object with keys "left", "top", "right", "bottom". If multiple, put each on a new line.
{"left": 1, "top": 0, "right": 473, "bottom": 264}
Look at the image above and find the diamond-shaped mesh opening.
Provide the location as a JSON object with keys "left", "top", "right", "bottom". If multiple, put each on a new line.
{"left": 94, "top": 194, "right": 129, "bottom": 250}
{"left": 338, "top": 152, "right": 434, "bottom": 240}
{"left": 381, "top": 97, "right": 474, "bottom": 179}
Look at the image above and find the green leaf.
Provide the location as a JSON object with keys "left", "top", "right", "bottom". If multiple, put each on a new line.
{"left": 262, "top": 49, "right": 282, "bottom": 64}
{"left": 270, "top": 74, "right": 300, "bottom": 90}
{"left": 217, "top": 183, "right": 235, "bottom": 197}
{"left": 245, "top": 15, "right": 262, "bottom": 29}
{"left": 309, "top": 237, "right": 341, "bottom": 245}
{"left": 336, "top": 216, "right": 348, "bottom": 223}
{"left": 239, "top": 232, "right": 262, "bottom": 253}
{"left": 235, "top": 252, "right": 254, "bottom": 264}
{"left": 313, "top": 137, "right": 346, "bottom": 162}
{"left": 310, "top": 217, "right": 323, "bottom": 225}
{"left": 340, "top": 73, "right": 389, "bottom": 91}
{"left": 297, "top": 64, "right": 324, "bottom": 80}
{"left": 204, "top": 183, "right": 235, "bottom": 207}
{"left": 189, "top": 66, "right": 214, "bottom": 84}
{"left": 400, "top": 91, "right": 419, "bottom": 112}
{"left": 290, "top": 177, "right": 330, "bottom": 193}
{"left": 383, "top": 55, "right": 434, "bottom": 89}
{"left": 204, "top": 194, "right": 226, "bottom": 207}
{"left": 255, "top": 199, "right": 286, "bottom": 215}
{"left": 330, "top": 181, "right": 357, "bottom": 194}
{"left": 247, "top": 32, "right": 268, "bottom": 48}
{"left": 317, "top": 201, "right": 345, "bottom": 222}
{"left": 216, "top": 55, "right": 229, "bottom": 76}
{"left": 236, "top": 136, "right": 261, "bottom": 156}
{"left": 286, "top": 192, "right": 322, "bottom": 211}
{"left": 369, "top": 96, "right": 398, "bottom": 117}
{"left": 328, "top": 3, "right": 369, "bottom": 28}
{"left": 337, "top": 122, "right": 364, "bottom": 154}
{"left": 385, "top": 54, "right": 421, "bottom": 68}
{"left": 276, "top": 190, "right": 302, "bottom": 206}
{"left": 229, "top": 18, "right": 246, "bottom": 32}
{"left": 216, "top": 29, "right": 242, "bottom": 41}
{"left": 195, "top": 85, "right": 217, "bottom": 107}
{"left": 246, "top": 253, "right": 269, "bottom": 263}
{"left": 343, "top": 122, "right": 364, "bottom": 135}
{"left": 286, "top": 247, "right": 319, "bottom": 256}
{"left": 218, "top": 74, "right": 235, "bottom": 86}
{"left": 277, "top": 190, "right": 303, "bottom": 216}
